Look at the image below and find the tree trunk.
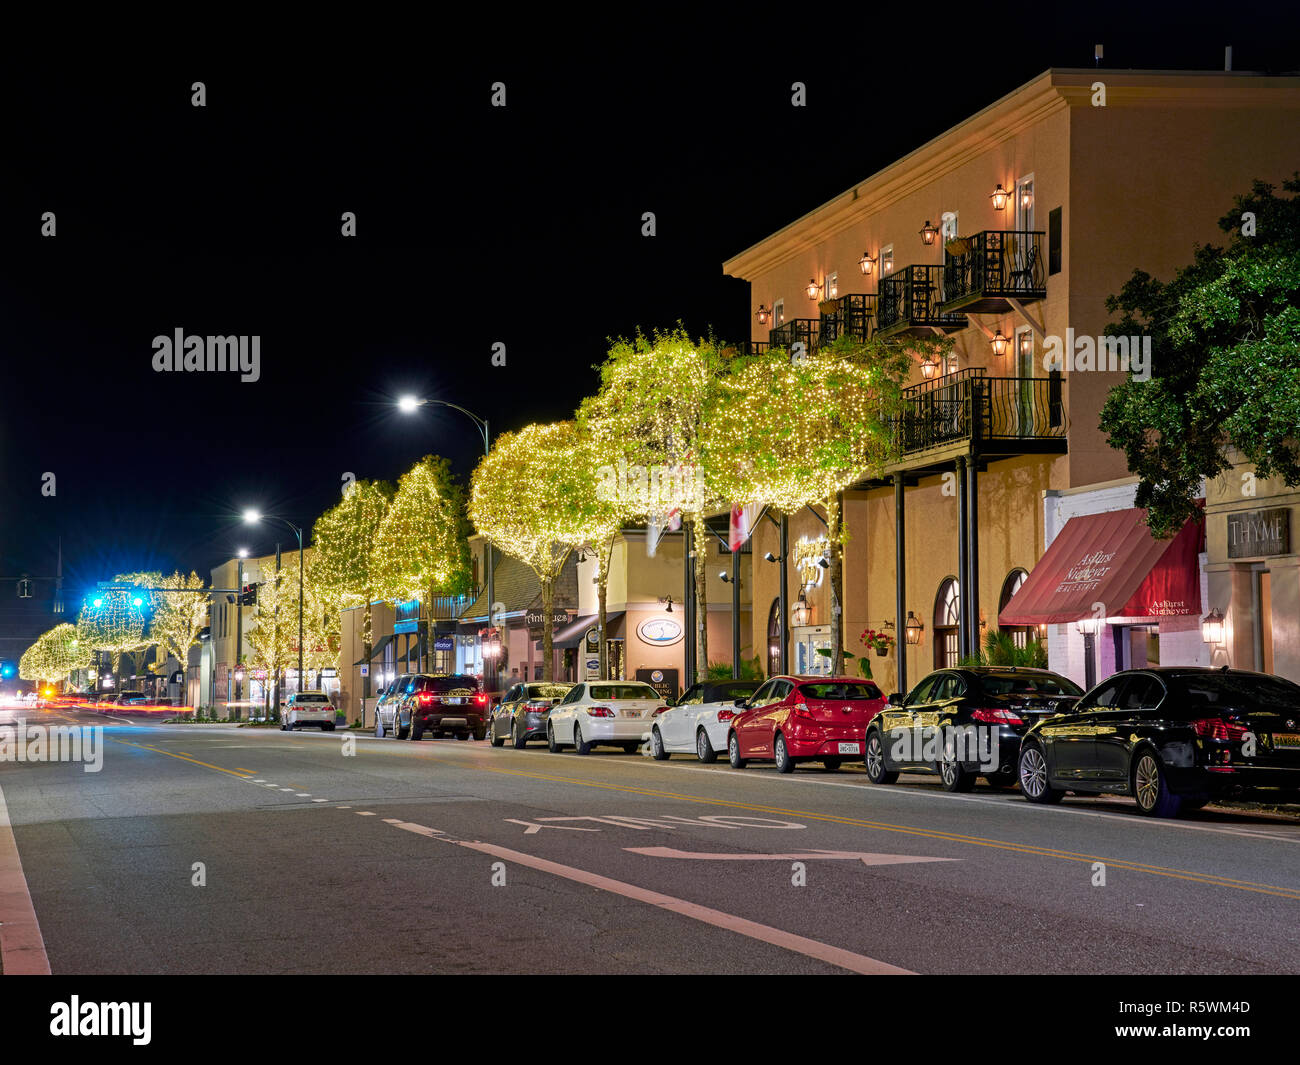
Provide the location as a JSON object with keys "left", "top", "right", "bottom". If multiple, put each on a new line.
{"left": 362, "top": 597, "right": 373, "bottom": 701}
{"left": 827, "top": 490, "right": 845, "bottom": 677}
{"left": 541, "top": 578, "right": 555, "bottom": 682}
{"left": 597, "top": 536, "right": 613, "bottom": 680}
{"left": 692, "top": 512, "right": 708, "bottom": 677}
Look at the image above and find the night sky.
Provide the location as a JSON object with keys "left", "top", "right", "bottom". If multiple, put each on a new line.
{"left": 3, "top": 18, "right": 1298, "bottom": 609}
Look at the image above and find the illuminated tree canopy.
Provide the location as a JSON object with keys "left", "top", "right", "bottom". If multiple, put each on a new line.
{"left": 119, "top": 570, "right": 209, "bottom": 672}
{"left": 19, "top": 623, "right": 91, "bottom": 684}
{"left": 76, "top": 586, "right": 150, "bottom": 654}
{"left": 372, "top": 456, "right": 471, "bottom": 605}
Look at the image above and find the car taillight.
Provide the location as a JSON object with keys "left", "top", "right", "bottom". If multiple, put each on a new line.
{"left": 652, "top": 706, "right": 671, "bottom": 717}
{"left": 792, "top": 702, "right": 816, "bottom": 721}
{"left": 1192, "top": 717, "right": 1251, "bottom": 741}
{"left": 971, "top": 707, "right": 1024, "bottom": 725}
{"left": 475, "top": 693, "right": 487, "bottom": 705}
{"left": 717, "top": 709, "right": 735, "bottom": 723}
{"left": 418, "top": 693, "right": 434, "bottom": 705}
{"left": 586, "top": 706, "right": 614, "bottom": 718}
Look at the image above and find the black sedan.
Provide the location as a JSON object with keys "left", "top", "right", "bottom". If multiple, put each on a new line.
{"left": 488, "top": 681, "right": 575, "bottom": 748}
{"left": 1018, "top": 667, "right": 1300, "bottom": 817}
{"left": 865, "top": 667, "right": 1083, "bottom": 791}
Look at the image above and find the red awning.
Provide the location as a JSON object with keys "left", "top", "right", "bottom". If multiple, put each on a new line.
{"left": 999, "top": 507, "right": 1203, "bottom": 626}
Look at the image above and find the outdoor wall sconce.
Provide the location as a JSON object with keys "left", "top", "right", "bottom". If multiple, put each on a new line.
{"left": 858, "top": 251, "right": 875, "bottom": 276}
{"left": 905, "top": 611, "right": 924, "bottom": 645}
{"left": 990, "top": 183, "right": 1010, "bottom": 211}
{"left": 920, "top": 356, "right": 940, "bottom": 379}
{"left": 1201, "top": 608, "right": 1225, "bottom": 645}
{"left": 763, "top": 551, "right": 783, "bottom": 563}
{"left": 719, "top": 570, "right": 735, "bottom": 583}
{"left": 806, "top": 278, "right": 820, "bottom": 300}
{"left": 989, "top": 330, "right": 1009, "bottom": 357}
{"left": 919, "top": 220, "right": 939, "bottom": 246}
{"left": 756, "top": 304, "right": 770, "bottom": 325}
{"left": 658, "top": 595, "right": 674, "bottom": 614}
{"left": 1075, "top": 617, "right": 1101, "bottom": 636}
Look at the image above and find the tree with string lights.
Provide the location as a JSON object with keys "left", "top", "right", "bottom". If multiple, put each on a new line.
{"left": 19, "top": 623, "right": 91, "bottom": 687}
{"left": 76, "top": 587, "right": 151, "bottom": 685}
{"left": 119, "top": 570, "right": 209, "bottom": 681}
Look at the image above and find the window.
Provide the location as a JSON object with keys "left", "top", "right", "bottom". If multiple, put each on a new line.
{"left": 766, "top": 597, "right": 782, "bottom": 678}
{"left": 773, "top": 298, "right": 785, "bottom": 325}
{"left": 1048, "top": 206, "right": 1061, "bottom": 275}
{"left": 999, "top": 569, "right": 1033, "bottom": 649}
{"left": 934, "top": 578, "right": 961, "bottom": 669}
{"left": 1078, "top": 678, "right": 1126, "bottom": 711}
{"left": 881, "top": 244, "right": 894, "bottom": 276}
{"left": 1120, "top": 675, "right": 1165, "bottom": 710}
{"left": 827, "top": 271, "right": 838, "bottom": 299}
{"left": 1015, "top": 174, "right": 1035, "bottom": 233}
{"left": 905, "top": 674, "right": 941, "bottom": 706}
{"left": 678, "top": 684, "right": 703, "bottom": 705}
{"left": 589, "top": 684, "right": 659, "bottom": 701}
{"left": 940, "top": 211, "right": 958, "bottom": 243}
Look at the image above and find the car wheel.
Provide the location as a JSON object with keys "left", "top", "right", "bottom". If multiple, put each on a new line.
{"left": 490, "top": 720, "right": 505, "bottom": 747}
{"left": 324, "top": 723, "right": 335, "bottom": 732}
{"left": 696, "top": 729, "right": 717, "bottom": 764}
{"left": 573, "top": 722, "right": 591, "bottom": 755}
{"left": 774, "top": 734, "right": 795, "bottom": 774}
{"left": 939, "top": 754, "right": 976, "bottom": 793}
{"left": 374, "top": 715, "right": 384, "bottom": 739}
{"left": 864, "top": 731, "right": 898, "bottom": 785}
{"left": 1018, "top": 743, "right": 1063, "bottom": 804}
{"left": 457, "top": 732, "right": 470, "bottom": 741}
{"left": 473, "top": 725, "right": 487, "bottom": 742}
{"left": 728, "top": 732, "right": 747, "bottom": 769}
{"left": 1132, "top": 750, "right": 1182, "bottom": 818}
{"left": 512, "top": 721, "right": 527, "bottom": 749}
{"left": 280, "top": 720, "right": 288, "bottom": 731}
{"left": 396, "top": 719, "right": 410, "bottom": 740}
{"left": 622, "top": 742, "right": 639, "bottom": 754}
{"left": 650, "top": 727, "right": 669, "bottom": 761}
{"left": 410, "top": 722, "right": 423, "bottom": 742}
{"left": 822, "top": 758, "right": 842, "bottom": 772}
{"left": 547, "top": 723, "right": 561, "bottom": 752}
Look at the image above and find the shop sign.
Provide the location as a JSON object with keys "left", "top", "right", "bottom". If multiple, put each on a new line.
{"left": 1227, "top": 507, "right": 1290, "bottom": 559}
{"left": 525, "top": 611, "right": 571, "bottom": 627}
{"left": 636, "top": 667, "right": 678, "bottom": 702}
{"left": 636, "top": 617, "right": 683, "bottom": 647}
{"left": 794, "top": 535, "right": 830, "bottom": 587}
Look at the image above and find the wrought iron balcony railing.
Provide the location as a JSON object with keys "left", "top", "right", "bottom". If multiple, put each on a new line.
{"left": 894, "top": 368, "right": 1067, "bottom": 457}
{"left": 940, "top": 230, "right": 1046, "bottom": 313}
{"left": 817, "top": 293, "right": 876, "bottom": 347}
{"left": 768, "top": 318, "right": 819, "bottom": 353}
{"left": 876, "top": 265, "right": 965, "bottom": 336}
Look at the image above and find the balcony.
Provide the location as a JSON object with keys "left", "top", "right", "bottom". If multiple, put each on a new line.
{"left": 817, "top": 294, "right": 876, "bottom": 347}
{"left": 876, "top": 266, "right": 965, "bottom": 337}
{"left": 768, "top": 318, "right": 819, "bottom": 353}
{"left": 893, "top": 368, "right": 1067, "bottom": 461}
{"left": 940, "top": 230, "right": 1046, "bottom": 314}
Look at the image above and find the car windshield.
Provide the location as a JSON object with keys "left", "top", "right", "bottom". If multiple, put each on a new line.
{"left": 799, "top": 682, "right": 881, "bottom": 700}
{"left": 707, "top": 682, "right": 761, "bottom": 701}
{"left": 977, "top": 674, "right": 1083, "bottom": 697}
{"left": 119, "top": 691, "right": 144, "bottom": 699}
{"left": 295, "top": 694, "right": 329, "bottom": 703}
{"left": 589, "top": 685, "right": 659, "bottom": 701}
{"left": 528, "top": 684, "right": 572, "bottom": 700}
{"left": 1171, "top": 673, "right": 1300, "bottom": 712}
{"left": 426, "top": 676, "right": 478, "bottom": 693}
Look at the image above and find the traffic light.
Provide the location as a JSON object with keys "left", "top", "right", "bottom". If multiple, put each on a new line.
{"left": 0, "top": 660, "right": 15, "bottom": 680}
{"left": 240, "top": 583, "right": 260, "bottom": 606}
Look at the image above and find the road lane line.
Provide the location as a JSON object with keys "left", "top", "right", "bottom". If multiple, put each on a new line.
{"left": 625, "top": 847, "right": 959, "bottom": 866}
{"left": 0, "top": 781, "right": 51, "bottom": 975}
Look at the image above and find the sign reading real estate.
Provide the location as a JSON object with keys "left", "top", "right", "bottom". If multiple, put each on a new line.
{"left": 1227, "top": 507, "right": 1290, "bottom": 558}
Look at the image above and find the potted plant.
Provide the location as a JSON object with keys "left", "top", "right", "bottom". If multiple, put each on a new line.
{"left": 854, "top": 627, "right": 896, "bottom": 679}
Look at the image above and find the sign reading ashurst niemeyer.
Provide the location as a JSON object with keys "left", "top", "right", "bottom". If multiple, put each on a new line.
{"left": 1227, "top": 507, "right": 1290, "bottom": 559}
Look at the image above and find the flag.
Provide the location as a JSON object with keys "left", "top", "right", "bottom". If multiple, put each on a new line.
{"left": 728, "top": 503, "right": 759, "bottom": 551}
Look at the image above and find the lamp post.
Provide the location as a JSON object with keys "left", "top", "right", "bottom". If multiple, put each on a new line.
{"left": 397, "top": 396, "right": 495, "bottom": 692}
{"left": 244, "top": 510, "right": 304, "bottom": 715}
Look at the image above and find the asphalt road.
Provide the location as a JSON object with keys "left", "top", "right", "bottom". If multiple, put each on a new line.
{"left": 3, "top": 705, "right": 1299, "bottom": 975}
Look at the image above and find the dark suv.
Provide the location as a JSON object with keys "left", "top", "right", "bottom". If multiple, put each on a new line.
{"left": 397, "top": 673, "right": 488, "bottom": 741}
{"left": 865, "top": 667, "right": 1083, "bottom": 791}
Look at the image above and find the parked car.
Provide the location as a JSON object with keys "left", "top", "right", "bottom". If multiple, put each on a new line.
{"left": 374, "top": 673, "right": 416, "bottom": 738}
{"left": 728, "top": 676, "right": 886, "bottom": 773}
{"left": 547, "top": 681, "right": 664, "bottom": 754}
{"left": 281, "top": 690, "right": 337, "bottom": 731}
{"left": 1018, "top": 667, "right": 1300, "bottom": 817}
{"left": 396, "top": 673, "right": 488, "bottom": 741}
{"left": 649, "top": 679, "right": 764, "bottom": 762}
{"left": 488, "top": 681, "right": 575, "bottom": 748}
{"left": 113, "top": 690, "right": 148, "bottom": 707}
{"left": 865, "top": 667, "right": 1082, "bottom": 791}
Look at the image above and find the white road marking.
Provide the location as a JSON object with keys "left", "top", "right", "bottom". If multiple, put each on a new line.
{"left": 625, "top": 846, "right": 959, "bottom": 866}
{"left": 504, "top": 818, "right": 600, "bottom": 835}
{"left": 311, "top": 799, "right": 328, "bottom": 803}
{"left": 389, "top": 821, "right": 444, "bottom": 837}
{"left": 0, "top": 781, "right": 51, "bottom": 975}
{"left": 295, "top": 794, "right": 311, "bottom": 798}
{"left": 356, "top": 811, "right": 375, "bottom": 816}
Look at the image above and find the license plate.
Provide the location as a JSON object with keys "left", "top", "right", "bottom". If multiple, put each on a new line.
{"left": 444, "top": 697, "right": 465, "bottom": 705}
{"left": 838, "top": 742, "right": 861, "bottom": 754}
{"left": 621, "top": 709, "right": 641, "bottom": 718}
{"left": 1274, "top": 733, "right": 1300, "bottom": 749}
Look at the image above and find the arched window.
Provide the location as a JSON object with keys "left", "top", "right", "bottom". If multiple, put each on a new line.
{"left": 766, "top": 597, "right": 782, "bottom": 679}
{"left": 999, "top": 569, "right": 1033, "bottom": 649}
{"left": 934, "top": 577, "right": 960, "bottom": 669}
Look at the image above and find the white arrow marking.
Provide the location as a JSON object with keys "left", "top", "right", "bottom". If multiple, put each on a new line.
{"left": 625, "top": 847, "right": 960, "bottom": 866}
{"left": 504, "top": 818, "right": 600, "bottom": 835}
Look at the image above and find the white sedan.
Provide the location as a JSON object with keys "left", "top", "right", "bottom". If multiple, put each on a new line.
{"left": 648, "top": 679, "right": 763, "bottom": 762}
{"left": 282, "top": 690, "right": 337, "bottom": 731}
{"left": 547, "top": 681, "right": 665, "bottom": 754}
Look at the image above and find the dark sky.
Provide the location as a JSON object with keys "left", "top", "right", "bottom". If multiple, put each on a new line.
{"left": 3, "top": 16, "right": 1298, "bottom": 611}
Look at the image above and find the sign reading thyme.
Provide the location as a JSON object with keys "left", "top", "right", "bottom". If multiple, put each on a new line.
{"left": 1227, "top": 508, "right": 1290, "bottom": 559}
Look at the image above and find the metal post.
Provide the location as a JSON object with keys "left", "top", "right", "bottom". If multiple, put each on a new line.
{"left": 1084, "top": 632, "right": 1097, "bottom": 690}
{"left": 297, "top": 528, "right": 304, "bottom": 699}
{"left": 778, "top": 516, "right": 789, "bottom": 675}
{"left": 731, "top": 544, "right": 741, "bottom": 679}
{"left": 274, "top": 542, "right": 282, "bottom": 719}
{"left": 894, "top": 475, "right": 907, "bottom": 696}
{"left": 965, "top": 455, "right": 981, "bottom": 660}
{"left": 235, "top": 557, "right": 244, "bottom": 721}
{"left": 956, "top": 460, "right": 969, "bottom": 660}
{"left": 683, "top": 525, "right": 696, "bottom": 688}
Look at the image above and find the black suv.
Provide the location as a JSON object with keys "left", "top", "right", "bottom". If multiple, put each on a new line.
{"left": 397, "top": 673, "right": 488, "bottom": 741}
{"left": 865, "top": 667, "right": 1083, "bottom": 791}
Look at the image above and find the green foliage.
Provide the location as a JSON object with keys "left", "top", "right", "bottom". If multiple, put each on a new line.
{"left": 958, "top": 629, "right": 1048, "bottom": 669}
{"left": 1099, "top": 174, "right": 1300, "bottom": 537}
{"left": 706, "top": 656, "right": 763, "bottom": 681}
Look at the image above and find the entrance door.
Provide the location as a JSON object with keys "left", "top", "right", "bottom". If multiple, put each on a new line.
{"left": 1258, "top": 569, "right": 1274, "bottom": 674}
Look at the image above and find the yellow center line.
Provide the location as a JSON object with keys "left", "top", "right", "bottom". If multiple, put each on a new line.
{"left": 112, "top": 739, "right": 255, "bottom": 781}
{"left": 424, "top": 755, "right": 1300, "bottom": 901}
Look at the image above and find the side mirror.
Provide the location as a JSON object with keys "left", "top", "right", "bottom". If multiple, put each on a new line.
{"left": 734, "top": 698, "right": 748, "bottom": 708}
{"left": 888, "top": 693, "right": 903, "bottom": 706}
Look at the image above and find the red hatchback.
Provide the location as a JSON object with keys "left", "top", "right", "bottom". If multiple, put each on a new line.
{"left": 728, "top": 675, "right": 886, "bottom": 773}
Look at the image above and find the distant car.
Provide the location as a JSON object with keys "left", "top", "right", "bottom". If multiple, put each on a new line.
{"left": 1019, "top": 667, "right": 1300, "bottom": 817}
{"left": 396, "top": 674, "right": 488, "bottom": 741}
{"left": 374, "top": 673, "right": 417, "bottom": 738}
{"left": 649, "top": 679, "right": 764, "bottom": 762}
{"left": 114, "top": 691, "right": 148, "bottom": 707}
{"left": 488, "top": 681, "right": 575, "bottom": 748}
{"left": 728, "top": 676, "right": 886, "bottom": 773}
{"left": 865, "top": 667, "right": 1083, "bottom": 791}
{"left": 282, "top": 690, "right": 337, "bottom": 731}
{"left": 547, "top": 681, "right": 664, "bottom": 754}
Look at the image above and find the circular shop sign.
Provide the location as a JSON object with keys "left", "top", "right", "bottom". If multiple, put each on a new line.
{"left": 637, "top": 617, "right": 684, "bottom": 647}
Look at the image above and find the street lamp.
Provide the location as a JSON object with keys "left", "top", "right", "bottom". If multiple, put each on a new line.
{"left": 397, "top": 395, "right": 496, "bottom": 691}
{"left": 1075, "top": 616, "right": 1101, "bottom": 689}
{"left": 1201, "top": 608, "right": 1225, "bottom": 646}
{"left": 244, "top": 509, "right": 305, "bottom": 713}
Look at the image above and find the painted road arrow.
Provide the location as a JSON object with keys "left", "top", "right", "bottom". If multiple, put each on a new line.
{"left": 625, "top": 847, "right": 959, "bottom": 866}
